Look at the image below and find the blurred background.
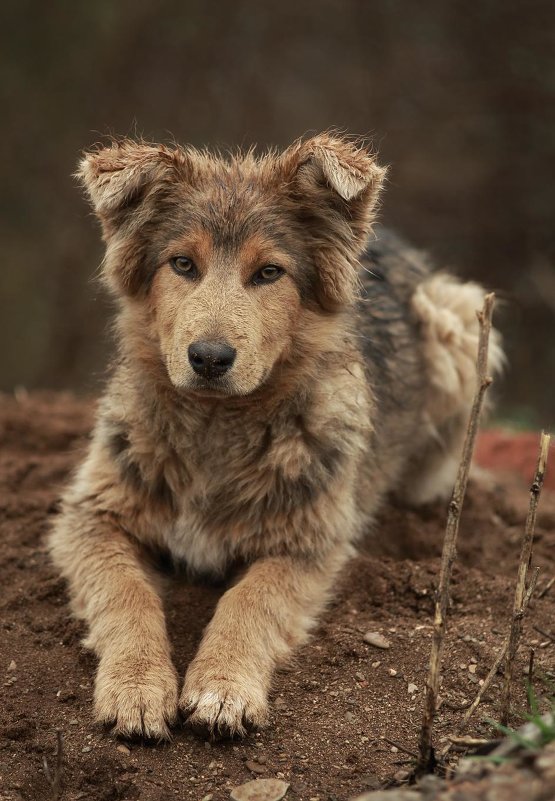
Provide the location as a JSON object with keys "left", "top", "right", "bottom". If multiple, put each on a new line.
{"left": 2, "top": 0, "right": 554, "bottom": 425}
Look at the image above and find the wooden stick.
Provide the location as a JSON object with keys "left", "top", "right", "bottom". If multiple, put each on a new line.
{"left": 501, "top": 431, "right": 550, "bottom": 725}
{"left": 417, "top": 293, "right": 495, "bottom": 773}
{"left": 538, "top": 576, "right": 555, "bottom": 599}
{"left": 440, "top": 568, "right": 539, "bottom": 760}
{"left": 533, "top": 624, "right": 555, "bottom": 644}
{"left": 43, "top": 729, "right": 64, "bottom": 800}
{"left": 383, "top": 736, "right": 418, "bottom": 759}
{"left": 448, "top": 735, "right": 492, "bottom": 747}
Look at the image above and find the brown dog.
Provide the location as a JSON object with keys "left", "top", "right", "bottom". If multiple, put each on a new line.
{"left": 49, "top": 134, "right": 503, "bottom": 740}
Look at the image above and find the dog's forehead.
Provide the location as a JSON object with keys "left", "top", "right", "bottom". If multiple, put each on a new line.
{"left": 171, "top": 160, "right": 294, "bottom": 252}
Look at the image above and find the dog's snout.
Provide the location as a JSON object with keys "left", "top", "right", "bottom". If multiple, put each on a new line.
{"left": 188, "top": 341, "right": 237, "bottom": 379}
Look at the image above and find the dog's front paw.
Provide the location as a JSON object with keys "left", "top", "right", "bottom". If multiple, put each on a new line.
{"left": 180, "top": 667, "right": 268, "bottom": 737}
{"left": 95, "top": 652, "right": 179, "bottom": 741}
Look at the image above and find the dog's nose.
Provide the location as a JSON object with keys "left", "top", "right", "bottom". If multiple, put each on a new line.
{"left": 188, "top": 341, "right": 237, "bottom": 379}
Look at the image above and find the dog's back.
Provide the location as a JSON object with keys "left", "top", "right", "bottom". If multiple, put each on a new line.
{"left": 354, "top": 225, "right": 503, "bottom": 509}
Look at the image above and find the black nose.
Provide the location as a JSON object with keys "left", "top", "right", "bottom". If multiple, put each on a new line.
{"left": 188, "top": 341, "right": 237, "bottom": 379}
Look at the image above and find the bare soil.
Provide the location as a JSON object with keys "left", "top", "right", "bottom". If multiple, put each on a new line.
{"left": 1, "top": 393, "right": 554, "bottom": 801}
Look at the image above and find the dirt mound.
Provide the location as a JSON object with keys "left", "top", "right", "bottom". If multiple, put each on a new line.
{"left": 1, "top": 393, "right": 554, "bottom": 801}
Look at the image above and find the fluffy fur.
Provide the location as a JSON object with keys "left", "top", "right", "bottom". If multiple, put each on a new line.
{"left": 49, "top": 133, "right": 503, "bottom": 740}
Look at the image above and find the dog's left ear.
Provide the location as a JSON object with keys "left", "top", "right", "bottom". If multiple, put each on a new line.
{"left": 280, "top": 134, "right": 387, "bottom": 309}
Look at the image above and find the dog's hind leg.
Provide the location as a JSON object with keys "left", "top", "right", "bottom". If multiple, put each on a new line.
{"left": 403, "top": 274, "right": 504, "bottom": 506}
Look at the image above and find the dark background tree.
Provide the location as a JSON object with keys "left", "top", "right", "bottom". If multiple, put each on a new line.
{"left": 2, "top": 0, "right": 554, "bottom": 424}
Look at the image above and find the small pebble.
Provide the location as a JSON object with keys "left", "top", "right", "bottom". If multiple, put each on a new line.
{"left": 230, "top": 778, "right": 289, "bottom": 801}
{"left": 69, "top": 719, "right": 78, "bottom": 726}
{"left": 345, "top": 711, "right": 355, "bottom": 723}
{"left": 468, "top": 664, "right": 477, "bottom": 674}
{"left": 371, "top": 661, "right": 381, "bottom": 669}
{"left": 245, "top": 759, "right": 266, "bottom": 774}
{"left": 388, "top": 668, "right": 397, "bottom": 677}
{"left": 81, "top": 746, "right": 92, "bottom": 753}
{"left": 7, "top": 661, "right": 16, "bottom": 672}
{"left": 117, "top": 744, "right": 130, "bottom": 755}
{"left": 407, "top": 683, "right": 418, "bottom": 694}
{"left": 355, "top": 672, "right": 366, "bottom": 682}
{"left": 363, "top": 632, "right": 390, "bottom": 649}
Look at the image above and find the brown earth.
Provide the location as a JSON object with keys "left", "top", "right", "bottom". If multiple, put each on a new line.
{"left": 1, "top": 393, "right": 554, "bottom": 801}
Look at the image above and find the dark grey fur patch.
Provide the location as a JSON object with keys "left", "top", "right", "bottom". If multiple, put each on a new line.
{"left": 295, "top": 415, "right": 344, "bottom": 480}
{"left": 106, "top": 425, "right": 176, "bottom": 513}
{"left": 190, "top": 422, "right": 344, "bottom": 531}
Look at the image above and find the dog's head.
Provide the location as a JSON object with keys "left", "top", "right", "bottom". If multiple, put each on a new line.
{"left": 79, "top": 134, "right": 386, "bottom": 397}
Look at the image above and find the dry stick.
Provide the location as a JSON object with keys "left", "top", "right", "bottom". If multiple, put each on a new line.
{"left": 43, "top": 729, "right": 64, "bottom": 800}
{"left": 528, "top": 649, "right": 536, "bottom": 709}
{"left": 538, "top": 576, "right": 555, "bottom": 599}
{"left": 417, "top": 292, "right": 496, "bottom": 773}
{"left": 383, "top": 736, "right": 419, "bottom": 760}
{"left": 501, "top": 431, "right": 551, "bottom": 725}
{"left": 441, "top": 434, "right": 549, "bottom": 754}
{"left": 448, "top": 735, "right": 491, "bottom": 747}
{"left": 439, "top": 568, "right": 539, "bottom": 761}
{"left": 533, "top": 624, "right": 555, "bottom": 644}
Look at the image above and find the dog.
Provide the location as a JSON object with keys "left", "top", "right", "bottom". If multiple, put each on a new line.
{"left": 49, "top": 133, "right": 503, "bottom": 740}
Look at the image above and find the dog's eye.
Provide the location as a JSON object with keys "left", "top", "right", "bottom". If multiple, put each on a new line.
{"left": 252, "top": 265, "right": 285, "bottom": 285}
{"left": 170, "top": 256, "right": 197, "bottom": 279}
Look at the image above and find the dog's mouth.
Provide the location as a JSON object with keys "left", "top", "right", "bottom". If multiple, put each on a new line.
{"left": 186, "top": 375, "right": 234, "bottom": 398}
{"left": 178, "top": 367, "right": 273, "bottom": 401}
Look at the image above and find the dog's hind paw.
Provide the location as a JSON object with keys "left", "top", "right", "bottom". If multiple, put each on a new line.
{"left": 94, "top": 653, "right": 179, "bottom": 741}
{"left": 179, "top": 675, "right": 268, "bottom": 738}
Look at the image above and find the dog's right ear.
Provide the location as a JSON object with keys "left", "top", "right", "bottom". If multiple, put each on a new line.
{"left": 77, "top": 141, "right": 178, "bottom": 224}
{"left": 77, "top": 141, "right": 194, "bottom": 295}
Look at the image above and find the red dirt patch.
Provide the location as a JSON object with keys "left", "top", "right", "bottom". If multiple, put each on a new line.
{"left": 1, "top": 393, "right": 554, "bottom": 801}
{"left": 476, "top": 429, "right": 555, "bottom": 491}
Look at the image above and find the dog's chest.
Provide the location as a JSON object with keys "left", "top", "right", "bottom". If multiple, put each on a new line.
{"left": 161, "top": 406, "right": 337, "bottom": 573}
{"left": 163, "top": 413, "right": 271, "bottom": 572}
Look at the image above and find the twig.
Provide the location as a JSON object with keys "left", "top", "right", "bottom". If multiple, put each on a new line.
{"left": 501, "top": 431, "right": 551, "bottom": 725}
{"left": 417, "top": 293, "right": 496, "bottom": 773}
{"left": 440, "top": 568, "right": 539, "bottom": 760}
{"left": 383, "top": 736, "right": 418, "bottom": 759}
{"left": 533, "top": 624, "right": 555, "bottom": 644}
{"left": 43, "top": 729, "right": 64, "bottom": 800}
{"left": 528, "top": 649, "right": 536, "bottom": 678}
{"left": 538, "top": 576, "right": 555, "bottom": 599}
{"left": 447, "top": 735, "right": 492, "bottom": 747}
{"left": 528, "top": 649, "right": 535, "bottom": 707}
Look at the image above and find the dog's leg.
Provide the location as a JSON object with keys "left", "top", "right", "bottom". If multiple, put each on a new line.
{"left": 179, "top": 547, "right": 348, "bottom": 736}
{"left": 49, "top": 509, "right": 178, "bottom": 740}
